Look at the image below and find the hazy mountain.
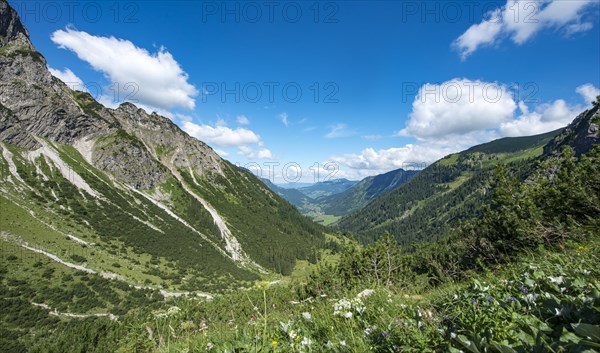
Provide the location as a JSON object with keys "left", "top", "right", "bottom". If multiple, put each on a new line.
{"left": 315, "top": 169, "right": 419, "bottom": 217}
{"left": 297, "top": 178, "right": 358, "bottom": 198}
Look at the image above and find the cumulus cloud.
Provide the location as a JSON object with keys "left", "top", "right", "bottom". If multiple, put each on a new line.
{"left": 182, "top": 121, "right": 261, "bottom": 147}
{"left": 182, "top": 119, "right": 274, "bottom": 160}
{"left": 236, "top": 115, "right": 250, "bottom": 125}
{"left": 576, "top": 83, "right": 600, "bottom": 104}
{"left": 213, "top": 149, "right": 230, "bottom": 157}
{"left": 48, "top": 67, "right": 86, "bottom": 91}
{"left": 332, "top": 145, "right": 450, "bottom": 172}
{"left": 237, "top": 146, "right": 273, "bottom": 160}
{"left": 51, "top": 27, "right": 197, "bottom": 111}
{"left": 500, "top": 99, "right": 582, "bottom": 136}
{"left": 398, "top": 79, "right": 517, "bottom": 140}
{"left": 454, "top": 0, "right": 596, "bottom": 59}
{"left": 331, "top": 81, "right": 595, "bottom": 180}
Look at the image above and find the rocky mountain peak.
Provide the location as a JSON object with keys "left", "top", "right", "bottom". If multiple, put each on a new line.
{"left": 0, "top": 0, "right": 30, "bottom": 47}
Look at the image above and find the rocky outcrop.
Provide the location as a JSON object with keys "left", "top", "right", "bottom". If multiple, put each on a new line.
{"left": 543, "top": 100, "right": 600, "bottom": 157}
{"left": 0, "top": 0, "right": 116, "bottom": 149}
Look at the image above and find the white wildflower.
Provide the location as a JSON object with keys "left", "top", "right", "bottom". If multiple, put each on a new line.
{"left": 356, "top": 289, "right": 375, "bottom": 299}
{"left": 289, "top": 330, "right": 298, "bottom": 340}
{"left": 166, "top": 306, "right": 181, "bottom": 316}
{"left": 301, "top": 312, "right": 312, "bottom": 321}
{"left": 301, "top": 337, "right": 312, "bottom": 347}
{"left": 206, "top": 342, "right": 214, "bottom": 350}
{"left": 548, "top": 276, "right": 564, "bottom": 285}
{"left": 280, "top": 320, "right": 294, "bottom": 333}
{"left": 339, "top": 340, "right": 346, "bottom": 346}
{"left": 344, "top": 311, "right": 353, "bottom": 319}
{"left": 364, "top": 325, "right": 376, "bottom": 336}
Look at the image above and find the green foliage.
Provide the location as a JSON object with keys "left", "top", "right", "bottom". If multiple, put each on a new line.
{"left": 338, "top": 129, "right": 562, "bottom": 246}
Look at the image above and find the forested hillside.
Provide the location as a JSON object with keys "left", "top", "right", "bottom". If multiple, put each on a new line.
{"left": 337, "top": 128, "right": 566, "bottom": 245}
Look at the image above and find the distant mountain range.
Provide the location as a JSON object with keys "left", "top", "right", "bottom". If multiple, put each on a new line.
{"left": 262, "top": 170, "right": 419, "bottom": 224}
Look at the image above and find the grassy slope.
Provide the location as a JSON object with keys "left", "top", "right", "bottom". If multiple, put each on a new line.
{"left": 14, "top": 238, "right": 596, "bottom": 352}
{"left": 338, "top": 129, "right": 563, "bottom": 245}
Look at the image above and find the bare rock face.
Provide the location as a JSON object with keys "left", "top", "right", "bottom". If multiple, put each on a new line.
{"left": 543, "top": 101, "right": 600, "bottom": 157}
{"left": 112, "top": 103, "right": 224, "bottom": 178}
{"left": 0, "top": 0, "right": 223, "bottom": 190}
{"left": 0, "top": 0, "right": 117, "bottom": 149}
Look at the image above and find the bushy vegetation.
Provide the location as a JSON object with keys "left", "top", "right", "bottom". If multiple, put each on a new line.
{"left": 337, "top": 130, "right": 562, "bottom": 245}
{"left": 3, "top": 141, "right": 597, "bottom": 352}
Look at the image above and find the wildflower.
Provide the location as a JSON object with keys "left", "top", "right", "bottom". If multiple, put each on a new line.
{"left": 356, "top": 289, "right": 375, "bottom": 299}
{"left": 280, "top": 320, "right": 293, "bottom": 333}
{"left": 518, "top": 285, "right": 529, "bottom": 293}
{"left": 166, "top": 306, "right": 181, "bottom": 316}
{"left": 364, "top": 325, "right": 376, "bottom": 336}
{"left": 339, "top": 340, "right": 347, "bottom": 346}
{"left": 271, "top": 340, "right": 278, "bottom": 346}
{"left": 486, "top": 296, "right": 495, "bottom": 303}
{"left": 470, "top": 299, "right": 478, "bottom": 305}
{"left": 507, "top": 296, "right": 517, "bottom": 303}
{"left": 356, "top": 305, "right": 366, "bottom": 315}
{"left": 206, "top": 342, "right": 214, "bottom": 350}
{"left": 326, "top": 341, "right": 334, "bottom": 349}
{"left": 289, "top": 330, "right": 298, "bottom": 340}
{"left": 301, "top": 312, "right": 312, "bottom": 321}
{"left": 344, "top": 311, "right": 353, "bottom": 319}
{"left": 582, "top": 270, "right": 591, "bottom": 275}
{"left": 301, "top": 337, "right": 312, "bottom": 347}
{"left": 522, "top": 293, "right": 540, "bottom": 304}
{"left": 395, "top": 318, "right": 400, "bottom": 324}
{"left": 382, "top": 331, "right": 389, "bottom": 337}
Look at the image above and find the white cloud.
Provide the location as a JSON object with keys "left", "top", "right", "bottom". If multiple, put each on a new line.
{"left": 236, "top": 115, "right": 250, "bottom": 125}
{"left": 182, "top": 121, "right": 261, "bottom": 147}
{"left": 453, "top": 9, "right": 503, "bottom": 60}
{"left": 237, "top": 146, "right": 273, "bottom": 160}
{"left": 332, "top": 144, "right": 449, "bottom": 172}
{"left": 51, "top": 27, "right": 197, "bottom": 111}
{"left": 213, "top": 149, "right": 230, "bottom": 157}
{"left": 332, "top": 81, "right": 590, "bottom": 180}
{"left": 48, "top": 67, "right": 86, "bottom": 91}
{"left": 182, "top": 119, "right": 273, "bottom": 160}
{"left": 325, "top": 123, "right": 355, "bottom": 138}
{"left": 278, "top": 112, "right": 289, "bottom": 126}
{"left": 454, "top": 0, "right": 596, "bottom": 59}
{"left": 576, "top": 83, "right": 600, "bottom": 104}
{"left": 500, "top": 99, "right": 582, "bottom": 136}
{"left": 398, "top": 79, "right": 517, "bottom": 140}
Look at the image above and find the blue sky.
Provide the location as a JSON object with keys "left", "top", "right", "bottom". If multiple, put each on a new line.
{"left": 10, "top": 0, "right": 600, "bottom": 183}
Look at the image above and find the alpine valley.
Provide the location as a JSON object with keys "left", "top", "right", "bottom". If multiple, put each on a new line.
{"left": 1, "top": 1, "right": 599, "bottom": 352}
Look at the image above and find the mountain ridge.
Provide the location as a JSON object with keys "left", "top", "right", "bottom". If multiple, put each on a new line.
{"left": 0, "top": 0, "right": 325, "bottom": 293}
